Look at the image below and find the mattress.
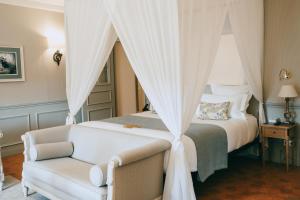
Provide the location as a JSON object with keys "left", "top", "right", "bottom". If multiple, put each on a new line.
{"left": 80, "top": 111, "right": 258, "bottom": 172}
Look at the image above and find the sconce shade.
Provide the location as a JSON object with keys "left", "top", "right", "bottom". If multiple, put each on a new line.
{"left": 46, "top": 28, "right": 65, "bottom": 50}
{"left": 278, "top": 84, "right": 298, "bottom": 98}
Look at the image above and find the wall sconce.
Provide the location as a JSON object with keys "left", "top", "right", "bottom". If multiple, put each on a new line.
{"left": 53, "top": 50, "right": 63, "bottom": 66}
{"left": 279, "top": 68, "right": 291, "bottom": 80}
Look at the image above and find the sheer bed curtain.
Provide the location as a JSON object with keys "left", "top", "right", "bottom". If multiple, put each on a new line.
{"left": 104, "top": 0, "right": 227, "bottom": 199}
{"left": 64, "top": 0, "right": 117, "bottom": 124}
{"left": 228, "top": 0, "right": 265, "bottom": 123}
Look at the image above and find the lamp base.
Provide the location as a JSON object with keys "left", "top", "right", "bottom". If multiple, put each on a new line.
{"left": 284, "top": 112, "right": 292, "bottom": 123}
{"left": 283, "top": 98, "right": 293, "bottom": 124}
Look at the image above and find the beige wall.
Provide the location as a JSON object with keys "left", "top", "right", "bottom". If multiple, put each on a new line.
{"left": 264, "top": 0, "right": 300, "bottom": 103}
{"left": 114, "top": 42, "right": 137, "bottom": 116}
{"left": 0, "top": 4, "right": 66, "bottom": 106}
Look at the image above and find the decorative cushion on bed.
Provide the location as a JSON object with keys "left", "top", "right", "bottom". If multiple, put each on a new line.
{"left": 196, "top": 101, "right": 230, "bottom": 120}
{"left": 30, "top": 141, "right": 74, "bottom": 161}
{"left": 89, "top": 163, "right": 108, "bottom": 187}
{"left": 201, "top": 94, "right": 246, "bottom": 118}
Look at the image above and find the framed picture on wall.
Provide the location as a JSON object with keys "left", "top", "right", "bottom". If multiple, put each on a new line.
{"left": 0, "top": 46, "right": 25, "bottom": 82}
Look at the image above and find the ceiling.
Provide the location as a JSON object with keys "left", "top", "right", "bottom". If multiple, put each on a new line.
{"left": 0, "top": 0, "right": 64, "bottom": 12}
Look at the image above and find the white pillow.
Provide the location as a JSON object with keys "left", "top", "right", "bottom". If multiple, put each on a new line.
{"left": 210, "top": 84, "right": 252, "bottom": 111}
{"left": 89, "top": 163, "right": 108, "bottom": 187}
{"left": 30, "top": 142, "right": 73, "bottom": 161}
{"left": 200, "top": 94, "right": 246, "bottom": 118}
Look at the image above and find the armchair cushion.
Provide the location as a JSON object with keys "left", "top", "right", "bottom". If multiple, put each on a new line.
{"left": 23, "top": 158, "right": 107, "bottom": 200}
{"left": 30, "top": 142, "right": 74, "bottom": 161}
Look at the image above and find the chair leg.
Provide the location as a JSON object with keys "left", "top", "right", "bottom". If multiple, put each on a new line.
{"left": 22, "top": 182, "right": 29, "bottom": 197}
{"left": 0, "top": 181, "right": 3, "bottom": 191}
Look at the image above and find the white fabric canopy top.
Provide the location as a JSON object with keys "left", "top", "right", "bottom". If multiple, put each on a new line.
{"left": 64, "top": 0, "right": 264, "bottom": 199}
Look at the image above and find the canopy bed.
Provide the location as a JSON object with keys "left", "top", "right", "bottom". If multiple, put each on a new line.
{"left": 81, "top": 109, "right": 258, "bottom": 182}
{"left": 22, "top": 0, "right": 265, "bottom": 200}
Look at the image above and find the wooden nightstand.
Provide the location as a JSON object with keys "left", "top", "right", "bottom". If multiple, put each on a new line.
{"left": 260, "top": 123, "right": 296, "bottom": 171}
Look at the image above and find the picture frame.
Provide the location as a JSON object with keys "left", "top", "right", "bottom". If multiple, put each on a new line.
{"left": 0, "top": 46, "right": 25, "bottom": 82}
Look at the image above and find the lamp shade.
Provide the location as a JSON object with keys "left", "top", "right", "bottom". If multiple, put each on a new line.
{"left": 278, "top": 84, "right": 298, "bottom": 98}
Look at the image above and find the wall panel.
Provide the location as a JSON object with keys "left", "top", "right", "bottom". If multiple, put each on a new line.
{"left": 36, "top": 110, "right": 68, "bottom": 129}
{"left": 0, "top": 114, "right": 30, "bottom": 147}
{"left": 88, "top": 107, "right": 113, "bottom": 121}
{"left": 0, "top": 101, "right": 69, "bottom": 156}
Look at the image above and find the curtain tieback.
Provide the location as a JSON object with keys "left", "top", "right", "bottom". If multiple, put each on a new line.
{"left": 172, "top": 136, "right": 184, "bottom": 150}
{"left": 66, "top": 112, "right": 76, "bottom": 125}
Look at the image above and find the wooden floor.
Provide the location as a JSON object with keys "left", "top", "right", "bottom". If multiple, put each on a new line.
{"left": 2, "top": 154, "right": 23, "bottom": 180}
{"left": 3, "top": 154, "right": 300, "bottom": 200}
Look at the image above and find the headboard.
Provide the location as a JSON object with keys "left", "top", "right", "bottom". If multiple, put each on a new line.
{"left": 247, "top": 96, "right": 259, "bottom": 121}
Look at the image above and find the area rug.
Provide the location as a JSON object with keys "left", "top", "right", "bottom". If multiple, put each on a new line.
{"left": 0, "top": 183, "right": 48, "bottom": 200}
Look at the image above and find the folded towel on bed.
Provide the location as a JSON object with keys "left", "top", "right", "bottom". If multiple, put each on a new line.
{"left": 123, "top": 124, "right": 142, "bottom": 128}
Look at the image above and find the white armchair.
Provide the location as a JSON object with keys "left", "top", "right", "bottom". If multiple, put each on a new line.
{"left": 21, "top": 125, "right": 171, "bottom": 200}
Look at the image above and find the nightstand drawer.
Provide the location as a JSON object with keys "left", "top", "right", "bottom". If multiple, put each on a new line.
{"left": 263, "top": 128, "right": 286, "bottom": 139}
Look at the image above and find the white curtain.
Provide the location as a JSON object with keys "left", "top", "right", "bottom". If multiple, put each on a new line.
{"left": 228, "top": 0, "right": 265, "bottom": 123}
{"left": 104, "top": 0, "right": 227, "bottom": 199}
{"left": 64, "top": 0, "right": 117, "bottom": 124}
{"left": 64, "top": 0, "right": 264, "bottom": 199}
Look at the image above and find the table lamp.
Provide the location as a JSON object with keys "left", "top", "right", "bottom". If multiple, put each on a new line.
{"left": 278, "top": 84, "right": 298, "bottom": 123}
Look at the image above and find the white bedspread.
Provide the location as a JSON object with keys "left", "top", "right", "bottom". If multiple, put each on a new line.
{"left": 133, "top": 112, "right": 258, "bottom": 152}
{"left": 80, "top": 112, "right": 258, "bottom": 172}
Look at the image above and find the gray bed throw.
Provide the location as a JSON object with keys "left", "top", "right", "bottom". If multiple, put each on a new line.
{"left": 102, "top": 115, "right": 228, "bottom": 182}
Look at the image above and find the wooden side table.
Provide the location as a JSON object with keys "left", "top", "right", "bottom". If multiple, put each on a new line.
{"left": 260, "top": 123, "right": 296, "bottom": 171}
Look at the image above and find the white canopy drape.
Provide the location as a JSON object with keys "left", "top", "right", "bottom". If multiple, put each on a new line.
{"left": 228, "top": 0, "right": 265, "bottom": 123}
{"left": 64, "top": 0, "right": 264, "bottom": 199}
{"left": 64, "top": 0, "right": 117, "bottom": 124}
{"left": 104, "top": 1, "right": 227, "bottom": 199}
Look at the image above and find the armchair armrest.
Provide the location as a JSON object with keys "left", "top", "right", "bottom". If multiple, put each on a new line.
{"left": 107, "top": 139, "right": 171, "bottom": 200}
{"left": 111, "top": 139, "right": 171, "bottom": 166}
